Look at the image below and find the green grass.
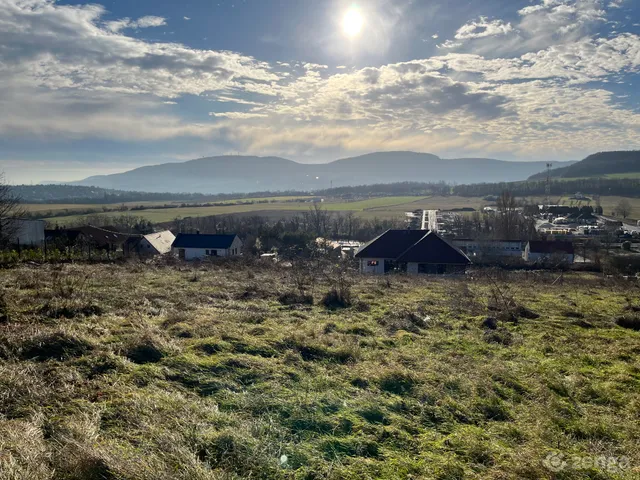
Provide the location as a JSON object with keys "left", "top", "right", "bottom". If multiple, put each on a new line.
{"left": 27, "top": 193, "right": 640, "bottom": 226}
{"left": 1, "top": 263, "right": 639, "bottom": 479}
{"left": 37, "top": 196, "right": 428, "bottom": 225}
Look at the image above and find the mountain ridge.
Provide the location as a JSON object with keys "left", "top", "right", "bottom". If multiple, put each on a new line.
{"left": 72, "top": 151, "right": 576, "bottom": 194}
{"left": 528, "top": 151, "right": 640, "bottom": 180}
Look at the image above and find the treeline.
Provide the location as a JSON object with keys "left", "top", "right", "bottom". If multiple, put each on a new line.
{"left": 452, "top": 178, "right": 640, "bottom": 198}
{"left": 11, "top": 184, "right": 311, "bottom": 204}
{"left": 13, "top": 177, "right": 640, "bottom": 207}
{"left": 172, "top": 207, "right": 405, "bottom": 254}
{"left": 314, "top": 182, "right": 451, "bottom": 197}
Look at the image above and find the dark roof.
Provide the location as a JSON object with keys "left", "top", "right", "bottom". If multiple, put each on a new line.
{"left": 172, "top": 233, "right": 238, "bottom": 249}
{"left": 45, "top": 229, "right": 82, "bottom": 243}
{"left": 397, "top": 231, "right": 471, "bottom": 264}
{"left": 76, "top": 226, "right": 138, "bottom": 246}
{"left": 528, "top": 241, "right": 574, "bottom": 255}
{"left": 356, "top": 229, "right": 471, "bottom": 265}
{"left": 355, "top": 230, "right": 427, "bottom": 259}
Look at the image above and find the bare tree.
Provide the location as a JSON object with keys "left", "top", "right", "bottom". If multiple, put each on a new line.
{"left": 0, "top": 173, "right": 26, "bottom": 248}
{"left": 496, "top": 190, "right": 519, "bottom": 240}
{"left": 303, "top": 203, "right": 332, "bottom": 237}
{"left": 615, "top": 198, "right": 632, "bottom": 219}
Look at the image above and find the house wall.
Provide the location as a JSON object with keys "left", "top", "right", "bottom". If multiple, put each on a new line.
{"left": 452, "top": 240, "right": 522, "bottom": 258}
{"left": 9, "top": 219, "right": 45, "bottom": 247}
{"left": 407, "top": 263, "right": 467, "bottom": 275}
{"left": 138, "top": 238, "right": 158, "bottom": 255}
{"left": 526, "top": 252, "right": 574, "bottom": 264}
{"left": 360, "top": 258, "right": 385, "bottom": 274}
{"left": 229, "top": 236, "right": 243, "bottom": 256}
{"left": 178, "top": 248, "right": 228, "bottom": 260}
{"left": 407, "top": 263, "right": 419, "bottom": 274}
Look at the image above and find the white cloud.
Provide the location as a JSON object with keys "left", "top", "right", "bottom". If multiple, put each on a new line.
{"left": 455, "top": 17, "right": 514, "bottom": 40}
{"left": 106, "top": 15, "right": 167, "bottom": 32}
{"left": 1, "top": 0, "right": 639, "bottom": 163}
{"left": 446, "top": 1, "right": 609, "bottom": 55}
{"left": 183, "top": 16, "right": 191, "bottom": 20}
{"left": 210, "top": 112, "right": 268, "bottom": 119}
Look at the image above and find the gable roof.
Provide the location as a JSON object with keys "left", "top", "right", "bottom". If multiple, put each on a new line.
{"left": 76, "top": 226, "right": 138, "bottom": 246}
{"left": 144, "top": 230, "right": 175, "bottom": 254}
{"left": 355, "top": 229, "right": 427, "bottom": 259}
{"left": 172, "top": 233, "right": 238, "bottom": 249}
{"left": 397, "top": 231, "right": 471, "bottom": 264}
{"left": 356, "top": 229, "right": 471, "bottom": 265}
{"left": 528, "top": 241, "right": 574, "bottom": 255}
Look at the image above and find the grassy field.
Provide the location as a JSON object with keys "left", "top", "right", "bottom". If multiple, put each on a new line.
{"left": 26, "top": 194, "right": 640, "bottom": 225}
{"left": 23, "top": 196, "right": 315, "bottom": 215}
{"left": 35, "top": 196, "right": 430, "bottom": 225}
{"left": 1, "top": 262, "right": 639, "bottom": 479}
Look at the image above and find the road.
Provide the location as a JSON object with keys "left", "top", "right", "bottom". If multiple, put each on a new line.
{"left": 597, "top": 215, "right": 640, "bottom": 233}
{"left": 427, "top": 210, "right": 439, "bottom": 231}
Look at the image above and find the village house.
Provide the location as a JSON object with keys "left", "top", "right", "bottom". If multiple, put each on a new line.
{"left": 524, "top": 240, "right": 575, "bottom": 264}
{"left": 356, "top": 229, "right": 471, "bottom": 274}
{"left": 125, "top": 230, "right": 176, "bottom": 256}
{"left": 172, "top": 233, "right": 243, "bottom": 260}
{"left": 451, "top": 239, "right": 523, "bottom": 260}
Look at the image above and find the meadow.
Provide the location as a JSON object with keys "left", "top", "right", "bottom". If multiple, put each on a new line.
{"left": 25, "top": 194, "right": 640, "bottom": 226}
{"left": 1, "top": 261, "right": 639, "bottom": 479}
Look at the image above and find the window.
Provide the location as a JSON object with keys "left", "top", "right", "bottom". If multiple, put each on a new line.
{"left": 367, "top": 260, "right": 379, "bottom": 267}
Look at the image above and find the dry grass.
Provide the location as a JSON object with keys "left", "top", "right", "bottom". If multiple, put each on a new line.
{"left": 0, "top": 263, "right": 639, "bottom": 479}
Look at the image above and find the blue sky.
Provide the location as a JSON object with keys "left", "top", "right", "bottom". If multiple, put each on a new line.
{"left": 1, "top": 0, "right": 640, "bottom": 183}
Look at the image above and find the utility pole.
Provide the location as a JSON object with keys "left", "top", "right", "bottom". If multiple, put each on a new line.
{"left": 545, "top": 163, "right": 553, "bottom": 207}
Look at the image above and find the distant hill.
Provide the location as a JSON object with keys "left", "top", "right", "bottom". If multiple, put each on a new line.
{"left": 72, "top": 152, "right": 576, "bottom": 194}
{"left": 528, "top": 151, "right": 640, "bottom": 180}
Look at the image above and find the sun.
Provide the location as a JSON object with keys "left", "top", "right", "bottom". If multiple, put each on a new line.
{"left": 342, "top": 7, "right": 364, "bottom": 38}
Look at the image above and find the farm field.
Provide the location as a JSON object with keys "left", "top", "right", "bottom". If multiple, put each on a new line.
{"left": 35, "top": 196, "right": 431, "bottom": 225}
{"left": 0, "top": 263, "right": 639, "bottom": 479}
{"left": 22, "top": 196, "right": 315, "bottom": 215}
{"left": 26, "top": 194, "right": 640, "bottom": 226}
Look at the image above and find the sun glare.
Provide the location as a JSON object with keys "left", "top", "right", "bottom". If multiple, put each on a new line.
{"left": 342, "top": 7, "right": 364, "bottom": 38}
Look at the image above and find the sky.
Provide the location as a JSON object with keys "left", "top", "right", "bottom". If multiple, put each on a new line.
{"left": 1, "top": 0, "right": 640, "bottom": 183}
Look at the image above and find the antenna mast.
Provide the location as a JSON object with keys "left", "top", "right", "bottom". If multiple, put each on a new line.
{"left": 545, "top": 163, "right": 553, "bottom": 207}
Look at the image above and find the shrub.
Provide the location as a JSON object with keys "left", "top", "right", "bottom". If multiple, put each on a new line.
{"left": 482, "top": 317, "right": 498, "bottom": 330}
{"left": 321, "top": 287, "right": 352, "bottom": 310}
{"left": 21, "top": 331, "right": 93, "bottom": 361}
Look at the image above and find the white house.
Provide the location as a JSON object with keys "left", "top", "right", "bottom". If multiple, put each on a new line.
{"left": 172, "top": 233, "right": 243, "bottom": 260}
{"left": 451, "top": 239, "right": 523, "bottom": 260}
{"left": 524, "top": 241, "right": 575, "bottom": 264}
{"left": 7, "top": 219, "right": 45, "bottom": 247}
